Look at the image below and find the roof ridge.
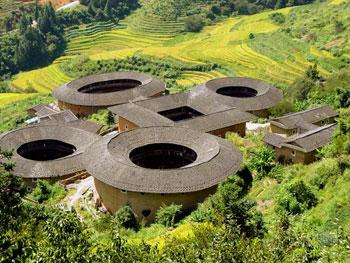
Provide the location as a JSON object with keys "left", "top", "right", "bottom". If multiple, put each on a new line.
{"left": 285, "top": 123, "right": 336, "bottom": 142}
{"left": 272, "top": 105, "right": 331, "bottom": 120}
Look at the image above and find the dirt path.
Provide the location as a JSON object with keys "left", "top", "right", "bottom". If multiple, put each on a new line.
{"left": 246, "top": 122, "right": 270, "bottom": 131}
{"left": 67, "top": 176, "right": 93, "bottom": 209}
{"left": 56, "top": 0, "right": 79, "bottom": 11}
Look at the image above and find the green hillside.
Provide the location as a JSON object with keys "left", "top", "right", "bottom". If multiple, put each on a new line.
{"left": 1, "top": 0, "right": 348, "bottom": 109}
{"left": 1, "top": 0, "right": 350, "bottom": 261}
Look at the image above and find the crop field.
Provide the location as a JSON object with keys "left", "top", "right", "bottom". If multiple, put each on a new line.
{"left": 4, "top": 0, "right": 349, "bottom": 107}
{"left": 0, "top": 0, "right": 28, "bottom": 19}
{"left": 0, "top": 93, "right": 35, "bottom": 108}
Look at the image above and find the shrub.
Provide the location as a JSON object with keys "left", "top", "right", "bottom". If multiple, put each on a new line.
{"left": 269, "top": 13, "right": 286, "bottom": 24}
{"left": 248, "top": 145, "right": 275, "bottom": 178}
{"left": 31, "top": 180, "right": 66, "bottom": 203}
{"left": 114, "top": 205, "right": 138, "bottom": 230}
{"left": 268, "top": 165, "right": 284, "bottom": 183}
{"left": 277, "top": 180, "right": 318, "bottom": 214}
{"left": 269, "top": 99, "right": 296, "bottom": 117}
{"left": 184, "top": 15, "right": 204, "bottom": 32}
{"left": 310, "top": 159, "right": 340, "bottom": 189}
{"left": 105, "top": 110, "right": 115, "bottom": 125}
{"left": 155, "top": 203, "right": 182, "bottom": 227}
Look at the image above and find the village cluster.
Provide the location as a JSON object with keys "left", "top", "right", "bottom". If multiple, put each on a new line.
{"left": 0, "top": 72, "right": 338, "bottom": 221}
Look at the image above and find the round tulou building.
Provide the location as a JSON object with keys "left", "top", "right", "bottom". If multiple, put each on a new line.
{"left": 83, "top": 126, "right": 242, "bottom": 221}
{"left": 0, "top": 123, "right": 99, "bottom": 190}
{"left": 193, "top": 77, "right": 283, "bottom": 117}
{"left": 52, "top": 72, "right": 166, "bottom": 116}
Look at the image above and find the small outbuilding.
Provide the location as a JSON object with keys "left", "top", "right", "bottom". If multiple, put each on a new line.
{"left": 83, "top": 126, "right": 242, "bottom": 221}
{"left": 264, "top": 123, "right": 336, "bottom": 164}
{"left": 52, "top": 72, "right": 166, "bottom": 117}
{"left": 0, "top": 122, "right": 100, "bottom": 190}
{"left": 192, "top": 77, "right": 283, "bottom": 117}
{"left": 109, "top": 91, "right": 257, "bottom": 137}
{"left": 270, "top": 105, "right": 338, "bottom": 136}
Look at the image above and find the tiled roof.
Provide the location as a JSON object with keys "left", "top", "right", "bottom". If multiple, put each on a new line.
{"left": 270, "top": 105, "right": 338, "bottom": 130}
{"left": 83, "top": 126, "right": 242, "bottom": 193}
{"left": 192, "top": 77, "right": 283, "bottom": 111}
{"left": 52, "top": 72, "right": 165, "bottom": 107}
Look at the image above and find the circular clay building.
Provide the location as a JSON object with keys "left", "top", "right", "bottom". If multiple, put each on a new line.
{"left": 83, "top": 126, "right": 242, "bottom": 221}
{"left": 52, "top": 72, "right": 166, "bottom": 117}
{"left": 193, "top": 77, "right": 283, "bottom": 117}
{"left": 0, "top": 123, "right": 99, "bottom": 189}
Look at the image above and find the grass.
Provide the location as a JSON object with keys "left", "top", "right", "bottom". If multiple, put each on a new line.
{"left": 0, "top": 94, "right": 54, "bottom": 132}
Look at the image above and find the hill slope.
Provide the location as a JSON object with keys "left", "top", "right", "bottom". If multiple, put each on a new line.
{"left": 1, "top": 0, "right": 349, "bottom": 107}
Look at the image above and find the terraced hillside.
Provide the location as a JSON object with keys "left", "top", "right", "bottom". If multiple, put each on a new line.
{"left": 0, "top": 0, "right": 26, "bottom": 19}
{"left": 1, "top": 0, "right": 349, "bottom": 108}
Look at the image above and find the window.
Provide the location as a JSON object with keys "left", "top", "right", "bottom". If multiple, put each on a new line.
{"left": 121, "top": 189, "right": 127, "bottom": 193}
{"left": 291, "top": 150, "right": 296, "bottom": 157}
{"left": 142, "top": 209, "right": 151, "bottom": 217}
{"left": 125, "top": 124, "right": 128, "bottom": 130}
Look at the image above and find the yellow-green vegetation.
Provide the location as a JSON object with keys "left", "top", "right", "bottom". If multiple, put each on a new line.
{"left": 0, "top": 93, "right": 35, "bottom": 108}
{"left": 0, "top": 0, "right": 28, "bottom": 19}
{"left": 249, "top": 158, "right": 350, "bottom": 231}
{"left": 0, "top": 94, "right": 53, "bottom": 132}
{"left": 6, "top": 0, "right": 349, "bottom": 107}
{"left": 11, "top": 64, "right": 73, "bottom": 93}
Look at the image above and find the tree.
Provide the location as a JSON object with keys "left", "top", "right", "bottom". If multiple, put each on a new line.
{"left": 155, "top": 203, "right": 182, "bottom": 227}
{"left": 104, "top": 0, "right": 113, "bottom": 19}
{"left": 306, "top": 63, "right": 321, "bottom": 81}
{"left": 38, "top": 3, "right": 58, "bottom": 35}
{"left": 15, "top": 27, "right": 47, "bottom": 70}
{"left": 0, "top": 148, "right": 26, "bottom": 230}
{"left": 336, "top": 87, "right": 350, "bottom": 108}
{"left": 3, "top": 16, "right": 13, "bottom": 32}
{"left": 114, "top": 205, "right": 138, "bottom": 229}
{"left": 19, "top": 14, "right": 30, "bottom": 34}
{"left": 277, "top": 180, "right": 318, "bottom": 214}
{"left": 184, "top": 15, "right": 204, "bottom": 32}
{"left": 248, "top": 145, "right": 275, "bottom": 178}
{"left": 106, "top": 110, "right": 115, "bottom": 125}
{"left": 213, "top": 175, "right": 265, "bottom": 237}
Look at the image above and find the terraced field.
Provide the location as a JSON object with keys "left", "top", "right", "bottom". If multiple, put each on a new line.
{"left": 0, "top": 93, "right": 35, "bottom": 108}
{"left": 0, "top": 0, "right": 25, "bottom": 19}
{"left": 4, "top": 0, "right": 349, "bottom": 107}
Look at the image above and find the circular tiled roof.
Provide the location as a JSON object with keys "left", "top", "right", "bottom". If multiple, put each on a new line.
{"left": 192, "top": 77, "right": 283, "bottom": 111}
{"left": 0, "top": 124, "right": 99, "bottom": 179}
{"left": 83, "top": 126, "right": 242, "bottom": 193}
{"left": 52, "top": 72, "right": 166, "bottom": 107}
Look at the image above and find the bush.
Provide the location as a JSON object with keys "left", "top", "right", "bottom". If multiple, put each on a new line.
{"left": 310, "top": 159, "right": 340, "bottom": 189}
{"left": 184, "top": 15, "right": 204, "bottom": 32}
{"left": 155, "top": 203, "right": 182, "bottom": 227}
{"left": 114, "top": 205, "right": 138, "bottom": 230}
{"left": 277, "top": 180, "right": 318, "bottom": 214}
{"left": 31, "top": 180, "right": 66, "bottom": 203}
{"left": 269, "top": 99, "right": 296, "bottom": 117}
{"left": 269, "top": 13, "right": 286, "bottom": 24}
{"left": 248, "top": 145, "right": 275, "bottom": 178}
